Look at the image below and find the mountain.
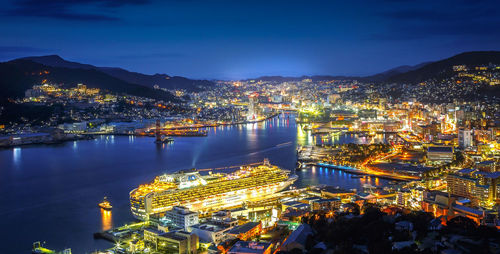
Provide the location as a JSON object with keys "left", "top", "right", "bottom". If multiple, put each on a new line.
{"left": 98, "top": 67, "right": 214, "bottom": 91}
{"left": 20, "top": 55, "right": 215, "bottom": 91}
{"left": 0, "top": 59, "right": 178, "bottom": 102}
{"left": 386, "top": 51, "right": 500, "bottom": 83}
{"left": 362, "top": 62, "right": 431, "bottom": 82}
{"left": 21, "top": 55, "right": 96, "bottom": 70}
{"left": 248, "top": 75, "right": 354, "bottom": 82}
{"left": 249, "top": 63, "right": 432, "bottom": 83}
{"left": 10, "top": 51, "right": 500, "bottom": 95}
{"left": 247, "top": 51, "right": 500, "bottom": 84}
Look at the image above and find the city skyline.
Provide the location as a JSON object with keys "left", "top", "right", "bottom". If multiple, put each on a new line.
{"left": 1, "top": 1, "right": 500, "bottom": 253}
{"left": 1, "top": 0, "right": 499, "bottom": 79}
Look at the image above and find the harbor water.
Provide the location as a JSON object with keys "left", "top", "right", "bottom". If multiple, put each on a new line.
{"left": 0, "top": 114, "right": 389, "bottom": 253}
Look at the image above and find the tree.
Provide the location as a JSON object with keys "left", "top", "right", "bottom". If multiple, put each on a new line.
{"left": 343, "top": 203, "right": 360, "bottom": 216}
{"left": 453, "top": 151, "right": 465, "bottom": 166}
{"left": 446, "top": 216, "right": 477, "bottom": 234}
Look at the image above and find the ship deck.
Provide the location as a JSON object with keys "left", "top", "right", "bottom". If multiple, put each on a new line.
{"left": 130, "top": 165, "right": 293, "bottom": 214}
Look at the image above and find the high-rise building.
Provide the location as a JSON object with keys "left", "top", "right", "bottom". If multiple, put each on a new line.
{"left": 458, "top": 128, "right": 473, "bottom": 149}
{"left": 447, "top": 168, "right": 500, "bottom": 207}
{"left": 247, "top": 95, "right": 259, "bottom": 120}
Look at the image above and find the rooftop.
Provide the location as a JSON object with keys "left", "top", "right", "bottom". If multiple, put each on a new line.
{"left": 427, "top": 146, "right": 453, "bottom": 153}
{"left": 457, "top": 168, "right": 475, "bottom": 174}
{"left": 228, "top": 222, "right": 260, "bottom": 235}
{"left": 191, "top": 223, "right": 227, "bottom": 232}
{"left": 160, "top": 231, "right": 189, "bottom": 241}
{"left": 228, "top": 241, "right": 271, "bottom": 254}
{"left": 452, "top": 204, "right": 484, "bottom": 217}
{"left": 282, "top": 224, "right": 313, "bottom": 247}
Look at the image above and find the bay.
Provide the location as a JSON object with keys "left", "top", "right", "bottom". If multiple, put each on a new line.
{"left": 0, "top": 114, "right": 389, "bottom": 253}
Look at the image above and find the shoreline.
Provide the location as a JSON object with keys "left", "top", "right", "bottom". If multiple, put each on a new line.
{"left": 0, "top": 113, "right": 284, "bottom": 148}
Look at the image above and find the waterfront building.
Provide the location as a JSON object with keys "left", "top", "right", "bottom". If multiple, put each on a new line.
{"left": 58, "top": 122, "right": 88, "bottom": 133}
{"left": 190, "top": 223, "right": 232, "bottom": 244}
{"left": 299, "top": 197, "right": 341, "bottom": 211}
{"left": 144, "top": 227, "right": 166, "bottom": 243}
{"left": 1, "top": 132, "right": 51, "bottom": 146}
{"left": 319, "top": 186, "right": 356, "bottom": 201}
{"left": 144, "top": 228, "right": 199, "bottom": 254}
{"left": 164, "top": 206, "right": 199, "bottom": 231}
{"left": 159, "top": 231, "right": 199, "bottom": 254}
{"left": 282, "top": 201, "right": 310, "bottom": 213}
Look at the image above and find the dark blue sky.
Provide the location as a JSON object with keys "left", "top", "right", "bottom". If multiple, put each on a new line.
{"left": 0, "top": 0, "right": 499, "bottom": 79}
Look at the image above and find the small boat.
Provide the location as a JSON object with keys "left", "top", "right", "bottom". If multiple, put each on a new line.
{"left": 154, "top": 136, "right": 174, "bottom": 144}
{"left": 98, "top": 197, "right": 112, "bottom": 210}
{"left": 351, "top": 175, "right": 365, "bottom": 178}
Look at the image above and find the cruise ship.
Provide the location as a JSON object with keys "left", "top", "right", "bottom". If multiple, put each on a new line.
{"left": 130, "top": 160, "right": 297, "bottom": 220}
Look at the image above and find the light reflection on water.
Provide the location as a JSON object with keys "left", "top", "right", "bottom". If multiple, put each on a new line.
{"left": 100, "top": 209, "right": 112, "bottom": 231}
{"left": 12, "top": 147, "right": 21, "bottom": 167}
{"left": 0, "top": 114, "right": 391, "bottom": 253}
{"left": 296, "top": 165, "right": 390, "bottom": 191}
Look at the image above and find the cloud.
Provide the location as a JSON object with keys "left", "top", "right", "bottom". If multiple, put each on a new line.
{"left": 5, "top": 0, "right": 152, "bottom": 21}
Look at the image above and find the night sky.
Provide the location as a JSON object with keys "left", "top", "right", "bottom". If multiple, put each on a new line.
{"left": 0, "top": 0, "right": 499, "bottom": 79}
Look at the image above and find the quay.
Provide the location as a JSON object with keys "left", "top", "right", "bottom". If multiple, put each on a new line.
{"left": 309, "top": 162, "right": 419, "bottom": 181}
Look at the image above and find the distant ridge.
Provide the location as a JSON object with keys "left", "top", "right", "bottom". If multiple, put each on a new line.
{"left": 362, "top": 62, "right": 431, "bottom": 82}
{"left": 20, "top": 55, "right": 215, "bottom": 91}
{"left": 98, "top": 67, "right": 214, "bottom": 92}
{"left": 247, "top": 75, "right": 354, "bottom": 82}
{"left": 0, "top": 59, "right": 178, "bottom": 102}
{"left": 386, "top": 51, "right": 500, "bottom": 83}
{"left": 5, "top": 51, "right": 500, "bottom": 97}
{"left": 246, "top": 51, "right": 500, "bottom": 83}
{"left": 21, "top": 55, "right": 96, "bottom": 70}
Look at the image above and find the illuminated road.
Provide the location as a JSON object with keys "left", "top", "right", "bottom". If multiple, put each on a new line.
{"left": 358, "top": 145, "right": 420, "bottom": 181}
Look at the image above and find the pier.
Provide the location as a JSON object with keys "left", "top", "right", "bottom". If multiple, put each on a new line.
{"left": 310, "top": 162, "right": 419, "bottom": 181}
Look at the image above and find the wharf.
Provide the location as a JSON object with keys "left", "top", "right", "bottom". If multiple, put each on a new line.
{"left": 94, "top": 221, "right": 149, "bottom": 243}
{"left": 311, "top": 162, "right": 413, "bottom": 181}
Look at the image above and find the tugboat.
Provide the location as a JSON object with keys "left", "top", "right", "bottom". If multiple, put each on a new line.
{"left": 98, "top": 197, "right": 112, "bottom": 211}
{"left": 154, "top": 136, "right": 174, "bottom": 144}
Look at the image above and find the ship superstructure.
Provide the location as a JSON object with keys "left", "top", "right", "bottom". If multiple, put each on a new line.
{"left": 130, "top": 160, "right": 297, "bottom": 220}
